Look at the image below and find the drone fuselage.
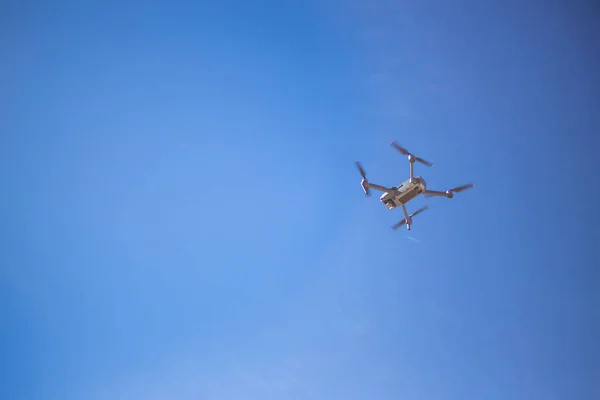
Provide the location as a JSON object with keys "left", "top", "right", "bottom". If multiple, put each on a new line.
{"left": 356, "top": 141, "right": 475, "bottom": 231}
{"left": 380, "top": 176, "right": 427, "bottom": 210}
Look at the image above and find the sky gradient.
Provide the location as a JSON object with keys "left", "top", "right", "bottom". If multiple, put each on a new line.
{"left": 2, "top": 1, "right": 599, "bottom": 399}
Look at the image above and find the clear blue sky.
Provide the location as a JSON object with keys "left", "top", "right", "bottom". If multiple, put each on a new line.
{"left": 2, "top": 1, "right": 599, "bottom": 399}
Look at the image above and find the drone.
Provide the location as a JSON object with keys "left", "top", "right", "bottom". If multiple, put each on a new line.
{"left": 355, "top": 141, "right": 475, "bottom": 231}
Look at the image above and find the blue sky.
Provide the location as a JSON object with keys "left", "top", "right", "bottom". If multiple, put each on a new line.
{"left": 2, "top": 1, "right": 599, "bottom": 399}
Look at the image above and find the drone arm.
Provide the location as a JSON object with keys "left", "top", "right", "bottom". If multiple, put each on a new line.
{"left": 424, "top": 189, "right": 452, "bottom": 198}
{"left": 401, "top": 204, "right": 410, "bottom": 220}
{"left": 364, "top": 182, "right": 391, "bottom": 192}
{"left": 425, "top": 182, "right": 475, "bottom": 199}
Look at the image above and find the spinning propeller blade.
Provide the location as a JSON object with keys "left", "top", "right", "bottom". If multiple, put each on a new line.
{"left": 391, "top": 219, "right": 407, "bottom": 231}
{"left": 450, "top": 181, "right": 476, "bottom": 193}
{"left": 410, "top": 204, "right": 431, "bottom": 217}
{"left": 390, "top": 141, "right": 411, "bottom": 156}
{"left": 355, "top": 161, "right": 367, "bottom": 179}
{"left": 390, "top": 141, "right": 434, "bottom": 167}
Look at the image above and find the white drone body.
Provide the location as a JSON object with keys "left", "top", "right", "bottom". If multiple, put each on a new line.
{"left": 378, "top": 176, "right": 427, "bottom": 210}
{"left": 355, "top": 141, "right": 475, "bottom": 231}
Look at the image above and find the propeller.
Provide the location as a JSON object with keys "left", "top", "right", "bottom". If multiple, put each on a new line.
{"left": 390, "top": 141, "right": 434, "bottom": 167}
{"left": 449, "top": 181, "right": 476, "bottom": 193}
{"left": 355, "top": 161, "right": 367, "bottom": 179}
{"left": 354, "top": 161, "right": 371, "bottom": 196}
{"left": 391, "top": 220, "right": 406, "bottom": 231}
{"left": 391, "top": 204, "right": 430, "bottom": 230}
{"left": 411, "top": 204, "right": 431, "bottom": 217}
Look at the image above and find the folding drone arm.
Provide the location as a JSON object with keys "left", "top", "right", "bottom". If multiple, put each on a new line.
{"left": 355, "top": 161, "right": 396, "bottom": 196}
{"left": 363, "top": 181, "right": 391, "bottom": 192}
{"left": 361, "top": 179, "right": 393, "bottom": 196}
{"left": 424, "top": 189, "right": 453, "bottom": 198}
{"left": 424, "top": 182, "right": 475, "bottom": 199}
